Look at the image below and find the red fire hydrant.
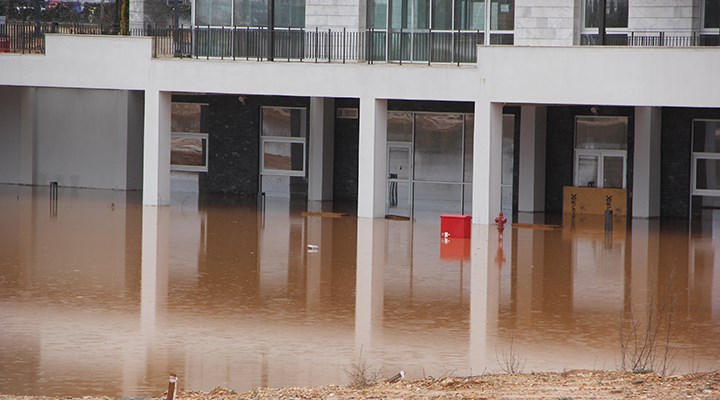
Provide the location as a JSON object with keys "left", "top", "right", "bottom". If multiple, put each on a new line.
{"left": 495, "top": 212, "right": 507, "bottom": 241}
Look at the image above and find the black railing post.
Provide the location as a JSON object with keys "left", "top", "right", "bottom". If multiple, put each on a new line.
{"left": 399, "top": 27, "right": 403, "bottom": 65}
{"left": 314, "top": 27, "right": 318, "bottom": 63}
{"left": 598, "top": 0, "right": 607, "bottom": 45}
{"left": 342, "top": 27, "right": 346, "bottom": 63}
{"left": 427, "top": 28, "right": 431, "bottom": 65}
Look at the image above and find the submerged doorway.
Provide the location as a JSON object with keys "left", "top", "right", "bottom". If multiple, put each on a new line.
{"left": 385, "top": 111, "right": 475, "bottom": 219}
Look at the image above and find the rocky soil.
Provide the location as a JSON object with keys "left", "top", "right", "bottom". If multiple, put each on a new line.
{"left": 2, "top": 370, "right": 720, "bottom": 400}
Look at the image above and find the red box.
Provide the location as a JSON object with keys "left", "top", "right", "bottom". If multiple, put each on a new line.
{"left": 440, "top": 238, "right": 471, "bottom": 260}
{"left": 440, "top": 214, "right": 471, "bottom": 239}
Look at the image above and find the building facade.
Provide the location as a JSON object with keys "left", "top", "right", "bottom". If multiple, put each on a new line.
{"left": 2, "top": 0, "right": 720, "bottom": 223}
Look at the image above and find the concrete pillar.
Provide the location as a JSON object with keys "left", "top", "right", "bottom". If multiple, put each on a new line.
{"left": 472, "top": 101, "right": 504, "bottom": 224}
{"left": 143, "top": 90, "right": 171, "bottom": 206}
{"left": 308, "top": 97, "right": 335, "bottom": 202}
{"left": 632, "top": 106, "right": 662, "bottom": 218}
{"left": 354, "top": 218, "right": 386, "bottom": 352}
{"left": 518, "top": 105, "right": 547, "bottom": 213}
{"left": 20, "top": 87, "right": 36, "bottom": 185}
{"left": 357, "top": 97, "right": 387, "bottom": 218}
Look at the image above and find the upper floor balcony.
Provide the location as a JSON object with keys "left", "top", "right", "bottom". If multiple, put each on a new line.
{"left": 1, "top": 21, "right": 719, "bottom": 65}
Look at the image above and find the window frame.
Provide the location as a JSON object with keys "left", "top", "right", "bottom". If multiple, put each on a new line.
{"left": 691, "top": 119, "right": 720, "bottom": 196}
{"left": 171, "top": 102, "right": 210, "bottom": 173}
{"left": 259, "top": 106, "right": 307, "bottom": 178}
{"left": 701, "top": 0, "right": 720, "bottom": 33}
{"left": 573, "top": 115, "right": 628, "bottom": 189}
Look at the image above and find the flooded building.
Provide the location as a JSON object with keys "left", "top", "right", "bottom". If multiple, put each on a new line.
{"left": 1, "top": 1, "right": 720, "bottom": 223}
{"left": 2, "top": 2, "right": 720, "bottom": 396}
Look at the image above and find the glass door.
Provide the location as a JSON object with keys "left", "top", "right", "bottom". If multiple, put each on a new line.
{"left": 387, "top": 143, "right": 413, "bottom": 217}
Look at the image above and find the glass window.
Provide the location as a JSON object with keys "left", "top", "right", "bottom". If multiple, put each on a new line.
{"left": 234, "top": 0, "right": 268, "bottom": 26}
{"left": 463, "top": 114, "right": 473, "bottom": 183}
{"left": 584, "top": 0, "right": 628, "bottom": 28}
{"left": 603, "top": 156, "right": 624, "bottom": 188}
{"left": 171, "top": 103, "right": 209, "bottom": 172}
{"left": 369, "top": 0, "right": 388, "bottom": 28}
{"left": 172, "top": 103, "right": 206, "bottom": 133}
{"left": 275, "top": 0, "right": 305, "bottom": 27}
{"left": 490, "top": 0, "right": 513, "bottom": 31}
{"left": 262, "top": 107, "right": 306, "bottom": 137}
{"left": 262, "top": 141, "right": 305, "bottom": 172}
{"left": 171, "top": 134, "right": 209, "bottom": 171}
{"left": 414, "top": 113, "right": 464, "bottom": 182}
{"left": 696, "top": 159, "right": 720, "bottom": 190}
{"left": 195, "top": 0, "right": 232, "bottom": 26}
{"left": 705, "top": 0, "right": 719, "bottom": 29}
{"left": 693, "top": 120, "right": 720, "bottom": 153}
{"left": 577, "top": 155, "right": 599, "bottom": 187}
{"left": 576, "top": 116, "right": 628, "bottom": 150}
{"left": 432, "top": 0, "right": 453, "bottom": 30}
{"left": 388, "top": 112, "right": 413, "bottom": 142}
{"left": 457, "top": 0, "right": 485, "bottom": 30}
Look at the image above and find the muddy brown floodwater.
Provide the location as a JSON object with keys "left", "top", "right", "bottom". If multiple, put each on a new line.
{"left": 0, "top": 184, "right": 718, "bottom": 397}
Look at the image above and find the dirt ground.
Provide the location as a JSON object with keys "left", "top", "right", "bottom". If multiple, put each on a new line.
{"left": 4, "top": 370, "right": 718, "bottom": 400}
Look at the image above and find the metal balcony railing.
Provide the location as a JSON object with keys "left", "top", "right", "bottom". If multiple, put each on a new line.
{"left": 2, "top": 21, "right": 719, "bottom": 63}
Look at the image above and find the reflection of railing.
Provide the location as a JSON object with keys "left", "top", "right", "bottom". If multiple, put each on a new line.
{"left": 581, "top": 30, "right": 720, "bottom": 47}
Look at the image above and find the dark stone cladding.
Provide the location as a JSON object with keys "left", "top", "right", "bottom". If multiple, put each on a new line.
{"left": 661, "top": 108, "right": 720, "bottom": 218}
{"left": 334, "top": 98, "right": 360, "bottom": 201}
{"left": 544, "top": 106, "right": 635, "bottom": 214}
{"left": 172, "top": 94, "right": 310, "bottom": 196}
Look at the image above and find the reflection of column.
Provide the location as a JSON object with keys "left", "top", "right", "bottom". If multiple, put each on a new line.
{"left": 308, "top": 97, "right": 335, "bottom": 202}
{"left": 629, "top": 220, "right": 659, "bottom": 320}
{"left": 355, "top": 218, "right": 386, "bottom": 352}
{"left": 469, "top": 224, "right": 499, "bottom": 375}
{"left": 143, "top": 89, "right": 171, "bottom": 206}
{"left": 632, "top": 107, "right": 661, "bottom": 218}
{"left": 357, "top": 97, "right": 387, "bottom": 218}
{"left": 472, "top": 101, "right": 503, "bottom": 224}
{"left": 514, "top": 228, "right": 538, "bottom": 325}
{"left": 141, "top": 206, "right": 170, "bottom": 334}
{"left": 518, "top": 105, "right": 546, "bottom": 213}
{"left": 306, "top": 216, "right": 333, "bottom": 310}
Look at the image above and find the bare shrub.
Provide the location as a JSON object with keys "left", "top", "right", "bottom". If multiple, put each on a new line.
{"left": 496, "top": 336, "right": 526, "bottom": 374}
{"left": 345, "top": 349, "right": 383, "bottom": 388}
{"left": 619, "top": 283, "right": 676, "bottom": 376}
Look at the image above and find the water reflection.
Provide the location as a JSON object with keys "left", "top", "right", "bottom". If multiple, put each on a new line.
{"left": 0, "top": 185, "right": 718, "bottom": 397}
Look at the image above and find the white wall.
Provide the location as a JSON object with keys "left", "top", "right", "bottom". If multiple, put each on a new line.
{"left": 515, "top": 0, "right": 577, "bottom": 46}
{"left": 628, "top": 0, "right": 697, "bottom": 31}
{"left": 34, "top": 88, "right": 139, "bottom": 189}
{"left": 305, "top": 0, "right": 365, "bottom": 30}
{"left": 0, "top": 86, "right": 24, "bottom": 183}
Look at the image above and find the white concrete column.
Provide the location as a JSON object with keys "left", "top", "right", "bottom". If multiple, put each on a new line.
{"left": 518, "top": 105, "right": 547, "bottom": 213}
{"left": 357, "top": 97, "right": 387, "bottom": 218}
{"left": 354, "top": 218, "right": 386, "bottom": 352}
{"left": 633, "top": 106, "right": 662, "bottom": 218}
{"left": 143, "top": 90, "right": 172, "bottom": 206}
{"left": 308, "top": 97, "right": 335, "bottom": 202}
{"left": 20, "top": 87, "right": 36, "bottom": 185}
{"left": 472, "top": 101, "right": 504, "bottom": 224}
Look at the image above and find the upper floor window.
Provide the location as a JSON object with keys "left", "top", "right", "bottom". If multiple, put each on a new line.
{"left": 196, "top": 0, "right": 305, "bottom": 28}
{"left": 368, "top": 0, "right": 513, "bottom": 43}
{"left": 704, "top": 0, "right": 720, "bottom": 30}
{"left": 583, "top": 0, "right": 628, "bottom": 29}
